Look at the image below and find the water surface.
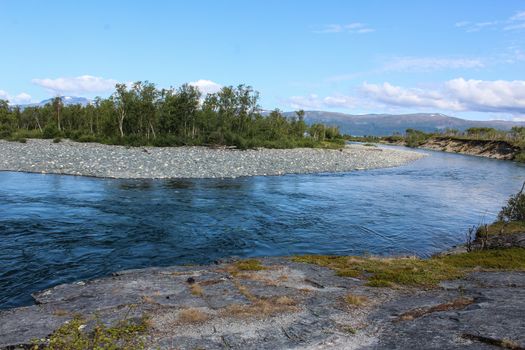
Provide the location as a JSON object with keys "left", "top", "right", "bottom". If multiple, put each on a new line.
{"left": 1, "top": 148, "right": 524, "bottom": 309}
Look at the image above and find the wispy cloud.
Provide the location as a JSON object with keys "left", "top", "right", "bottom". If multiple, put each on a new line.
{"left": 32, "top": 75, "right": 118, "bottom": 94}
{"left": 456, "top": 10, "right": 525, "bottom": 32}
{"left": 313, "top": 22, "right": 374, "bottom": 34}
{"left": 455, "top": 21, "right": 499, "bottom": 32}
{"left": 326, "top": 56, "right": 484, "bottom": 83}
{"left": 286, "top": 94, "right": 359, "bottom": 109}
{"left": 382, "top": 56, "right": 485, "bottom": 72}
{"left": 0, "top": 90, "right": 32, "bottom": 104}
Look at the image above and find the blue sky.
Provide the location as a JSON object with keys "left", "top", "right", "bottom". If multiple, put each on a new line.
{"left": 1, "top": 0, "right": 524, "bottom": 120}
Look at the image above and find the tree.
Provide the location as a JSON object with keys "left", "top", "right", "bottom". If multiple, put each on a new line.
{"left": 52, "top": 96, "right": 63, "bottom": 131}
{"left": 113, "top": 83, "right": 132, "bottom": 137}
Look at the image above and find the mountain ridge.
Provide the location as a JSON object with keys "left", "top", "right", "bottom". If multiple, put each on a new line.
{"left": 284, "top": 110, "right": 525, "bottom": 136}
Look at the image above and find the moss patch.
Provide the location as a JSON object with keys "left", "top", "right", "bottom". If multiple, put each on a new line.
{"left": 292, "top": 248, "right": 525, "bottom": 288}
{"left": 233, "top": 259, "right": 267, "bottom": 272}
{"left": 34, "top": 314, "right": 149, "bottom": 349}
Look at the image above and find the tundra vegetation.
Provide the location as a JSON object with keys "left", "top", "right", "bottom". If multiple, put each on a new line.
{"left": 0, "top": 83, "right": 344, "bottom": 149}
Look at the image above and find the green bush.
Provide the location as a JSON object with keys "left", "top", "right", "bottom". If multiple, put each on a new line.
{"left": 76, "top": 134, "right": 99, "bottom": 143}
{"left": 514, "top": 152, "right": 525, "bottom": 163}
{"left": 498, "top": 185, "right": 525, "bottom": 222}
{"left": 42, "top": 124, "right": 60, "bottom": 139}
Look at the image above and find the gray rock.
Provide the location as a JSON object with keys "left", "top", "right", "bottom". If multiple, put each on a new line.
{"left": 1, "top": 260, "right": 523, "bottom": 350}
{"left": 0, "top": 139, "right": 425, "bottom": 179}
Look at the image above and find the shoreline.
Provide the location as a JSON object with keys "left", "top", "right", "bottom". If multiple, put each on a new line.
{"left": 380, "top": 137, "right": 521, "bottom": 162}
{"left": 0, "top": 139, "right": 425, "bottom": 179}
{"left": 1, "top": 252, "right": 523, "bottom": 349}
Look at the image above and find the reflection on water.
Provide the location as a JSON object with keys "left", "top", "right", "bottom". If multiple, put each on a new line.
{"left": 1, "top": 148, "right": 524, "bottom": 309}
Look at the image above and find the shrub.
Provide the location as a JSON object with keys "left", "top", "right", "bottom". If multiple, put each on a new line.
{"left": 514, "top": 152, "right": 525, "bottom": 163}
{"left": 498, "top": 184, "right": 525, "bottom": 222}
{"left": 42, "top": 124, "right": 60, "bottom": 139}
{"left": 53, "top": 137, "right": 62, "bottom": 143}
{"left": 76, "top": 134, "right": 98, "bottom": 143}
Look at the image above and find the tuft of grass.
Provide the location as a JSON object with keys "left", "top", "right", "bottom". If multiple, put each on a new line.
{"left": 234, "top": 259, "right": 267, "bottom": 271}
{"left": 190, "top": 283, "right": 204, "bottom": 297}
{"left": 275, "top": 296, "right": 296, "bottom": 306}
{"left": 292, "top": 248, "right": 525, "bottom": 288}
{"left": 53, "top": 137, "right": 62, "bottom": 143}
{"left": 34, "top": 314, "right": 149, "bottom": 350}
{"left": 177, "top": 308, "right": 210, "bottom": 324}
{"left": 342, "top": 326, "right": 357, "bottom": 334}
{"left": 344, "top": 294, "right": 368, "bottom": 306}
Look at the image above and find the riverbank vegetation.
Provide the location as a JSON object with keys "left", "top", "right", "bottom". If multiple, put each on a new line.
{"left": 394, "top": 127, "right": 525, "bottom": 161}
{"left": 294, "top": 185, "right": 525, "bottom": 288}
{"left": 347, "top": 127, "right": 525, "bottom": 161}
{"left": 0, "top": 83, "right": 344, "bottom": 149}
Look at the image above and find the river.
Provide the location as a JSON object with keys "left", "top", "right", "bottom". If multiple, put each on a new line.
{"left": 1, "top": 147, "right": 524, "bottom": 309}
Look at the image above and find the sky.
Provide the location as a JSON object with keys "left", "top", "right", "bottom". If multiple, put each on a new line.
{"left": 1, "top": 0, "right": 524, "bottom": 120}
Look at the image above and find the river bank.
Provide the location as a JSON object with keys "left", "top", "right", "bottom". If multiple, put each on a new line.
{"left": 1, "top": 248, "right": 524, "bottom": 349}
{"left": 0, "top": 139, "right": 424, "bottom": 179}
{"left": 382, "top": 136, "right": 521, "bottom": 161}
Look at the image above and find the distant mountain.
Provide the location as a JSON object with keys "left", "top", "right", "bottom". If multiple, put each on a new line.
{"left": 283, "top": 111, "right": 525, "bottom": 136}
{"left": 21, "top": 96, "right": 91, "bottom": 108}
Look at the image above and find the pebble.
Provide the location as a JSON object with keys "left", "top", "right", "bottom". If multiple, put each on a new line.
{"left": 0, "top": 139, "right": 425, "bottom": 179}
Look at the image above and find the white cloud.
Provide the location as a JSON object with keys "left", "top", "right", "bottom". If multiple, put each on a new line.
{"left": 362, "top": 82, "right": 463, "bottom": 110}
{"left": 286, "top": 78, "right": 525, "bottom": 116}
{"left": 362, "top": 79, "right": 525, "bottom": 114}
{"left": 0, "top": 90, "right": 32, "bottom": 104}
{"left": 189, "top": 79, "right": 222, "bottom": 95}
{"left": 383, "top": 57, "right": 484, "bottom": 72}
{"left": 313, "top": 22, "right": 374, "bottom": 34}
{"left": 287, "top": 94, "right": 359, "bottom": 110}
{"left": 445, "top": 78, "right": 525, "bottom": 113}
{"left": 32, "top": 75, "right": 117, "bottom": 94}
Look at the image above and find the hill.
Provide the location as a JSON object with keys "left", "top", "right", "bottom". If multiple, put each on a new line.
{"left": 284, "top": 111, "right": 525, "bottom": 136}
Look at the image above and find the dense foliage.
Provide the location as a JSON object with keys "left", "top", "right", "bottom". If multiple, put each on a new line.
{"left": 0, "top": 82, "right": 343, "bottom": 149}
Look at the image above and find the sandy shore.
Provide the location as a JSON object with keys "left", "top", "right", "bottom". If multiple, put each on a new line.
{"left": 0, "top": 139, "right": 424, "bottom": 179}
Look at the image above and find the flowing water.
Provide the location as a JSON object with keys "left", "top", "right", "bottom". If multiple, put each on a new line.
{"left": 1, "top": 147, "right": 524, "bottom": 309}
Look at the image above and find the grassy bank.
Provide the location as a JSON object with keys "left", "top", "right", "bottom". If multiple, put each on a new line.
{"left": 292, "top": 248, "right": 525, "bottom": 288}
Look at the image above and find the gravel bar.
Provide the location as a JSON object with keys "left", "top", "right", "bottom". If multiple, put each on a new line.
{"left": 0, "top": 139, "right": 425, "bottom": 179}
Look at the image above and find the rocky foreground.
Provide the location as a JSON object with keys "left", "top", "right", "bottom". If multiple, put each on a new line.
{"left": 0, "top": 139, "right": 424, "bottom": 179}
{"left": 1, "top": 257, "right": 524, "bottom": 350}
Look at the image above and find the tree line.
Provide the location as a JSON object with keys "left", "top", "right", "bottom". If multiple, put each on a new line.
{"left": 0, "top": 82, "right": 343, "bottom": 149}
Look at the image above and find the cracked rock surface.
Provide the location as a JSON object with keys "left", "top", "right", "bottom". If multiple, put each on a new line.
{"left": 1, "top": 258, "right": 523, "bottom": 349}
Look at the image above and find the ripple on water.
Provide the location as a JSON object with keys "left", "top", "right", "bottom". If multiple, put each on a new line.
{"left": 0, "top": 148, "right": 525, "bottom": 309}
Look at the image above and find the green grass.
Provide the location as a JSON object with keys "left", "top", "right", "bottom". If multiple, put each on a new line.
{"left": 478, "top": 221, "right": 525, "bottom": 237}
{"left": 34, "top": 314, "right": 149, "bottom": 350}
{"left": 233, "top": 259, "right": 267, "bottom": 271}
{"left": 292, "top": 248, "right": 525, "bottom": 288}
